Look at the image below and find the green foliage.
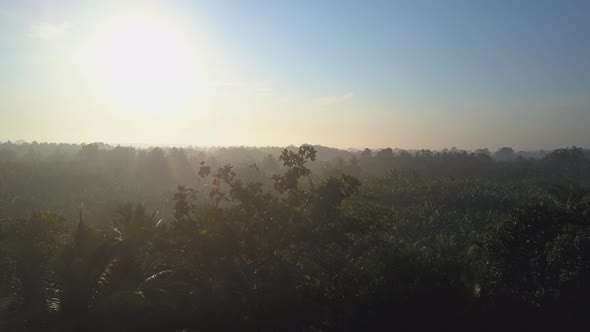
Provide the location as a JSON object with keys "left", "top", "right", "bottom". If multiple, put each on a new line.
{"left": 0, "top": 144, "right": 589, "bottom": 330}
{"left": 272, "top": 145, "right": 317, "bottom": 198}
{"left": 482, "top": 201, "right": 590, "bottom": 304}
{"left": 548, "top": 183, "right": 590, "bottom": 210}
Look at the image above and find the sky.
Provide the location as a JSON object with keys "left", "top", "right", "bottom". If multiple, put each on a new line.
{"left": 0, "top": 0, "right": 588, "bottom": 150}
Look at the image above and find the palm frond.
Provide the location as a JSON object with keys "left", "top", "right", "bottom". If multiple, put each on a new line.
{"left": 0, "top": 295, "right": 16, "bottom": 331}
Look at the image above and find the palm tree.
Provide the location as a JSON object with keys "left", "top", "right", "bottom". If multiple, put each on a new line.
{"left": 548, "top": 184, "right": 590, "bottom": 210}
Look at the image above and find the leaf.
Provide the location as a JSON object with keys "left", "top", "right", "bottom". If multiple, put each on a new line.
{"left": 154, "top": 218, "right": 166, "bottom": 229}
{"left": 138, "top": 270, "right": 175, "bottom": 292}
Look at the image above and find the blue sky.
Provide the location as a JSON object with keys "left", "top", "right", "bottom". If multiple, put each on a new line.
{"left": 0, "top": 0, "right": 588, "bottom": 149}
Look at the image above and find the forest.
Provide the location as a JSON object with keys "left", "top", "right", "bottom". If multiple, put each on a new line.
{"left": 1, "top": 141, "right": 590, "bottom": 331}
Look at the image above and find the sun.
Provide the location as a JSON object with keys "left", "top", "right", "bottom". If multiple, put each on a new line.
{"left": 80, "top": 13, "right": 197, "bottom": 112}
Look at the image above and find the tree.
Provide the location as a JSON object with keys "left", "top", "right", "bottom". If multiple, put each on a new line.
{"left": 475, "top": 148, "right": 491, "bottom": 156}
{"left": 494, "top": 147, "right": 515, "bottom": 161}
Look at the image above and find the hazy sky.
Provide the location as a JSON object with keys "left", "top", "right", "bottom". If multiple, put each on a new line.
{"left": 0, "top": 0, "right": 588, "bottom": 150}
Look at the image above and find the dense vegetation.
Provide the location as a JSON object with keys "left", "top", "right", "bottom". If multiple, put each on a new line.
{"left": 1, "top": 141, "right": 589, "bottom": 331}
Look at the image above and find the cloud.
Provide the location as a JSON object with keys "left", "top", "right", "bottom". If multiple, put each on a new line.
{"left": 314, "top": 92, "right": 354, "bottom": 106}
{"left": 27, "top": 22, "right": 70, "bottom": 40}
{"left": 208, "top": 79, "right": 273, "bottom": 96}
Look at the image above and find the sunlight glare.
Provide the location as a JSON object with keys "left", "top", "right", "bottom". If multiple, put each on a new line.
{"left": 80, "top": 13, "right": 198, "bottom": 112}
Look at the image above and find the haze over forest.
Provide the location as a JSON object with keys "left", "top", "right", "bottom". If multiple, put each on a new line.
{"left": 1, "top": 1, "right": 590, "bottom": 331}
